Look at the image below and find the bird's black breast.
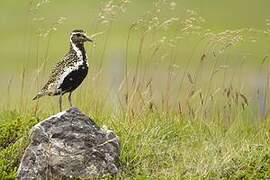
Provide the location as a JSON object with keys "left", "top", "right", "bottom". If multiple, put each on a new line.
{"left": 60, "top": 65, "right": 88, "bottom": 93}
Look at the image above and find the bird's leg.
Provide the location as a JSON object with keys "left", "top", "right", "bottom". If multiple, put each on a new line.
{"left": 59, "top": 91, "right": 63, "bottom": 112}
{"left": 68, "top": 92, "right": 73, "bottom": 107}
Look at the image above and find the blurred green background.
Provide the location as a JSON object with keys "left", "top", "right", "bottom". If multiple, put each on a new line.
{"left": 0, "top": 0, "right": 269, "bottom": 71}
{"left": 0, "top": 0, "right": 269, "bottom": 112}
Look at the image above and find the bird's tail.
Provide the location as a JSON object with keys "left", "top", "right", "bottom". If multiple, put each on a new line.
{"left": 32, "top": 92, "right": 45, "bottom": 100}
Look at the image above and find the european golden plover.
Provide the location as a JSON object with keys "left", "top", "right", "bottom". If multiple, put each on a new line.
{"left": 33, "top": 29, "right": 93, "bottom": 111}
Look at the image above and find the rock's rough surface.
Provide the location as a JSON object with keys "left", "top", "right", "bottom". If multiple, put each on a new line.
{"left": 17, "top": 108, "right": 120, "bottom": 179}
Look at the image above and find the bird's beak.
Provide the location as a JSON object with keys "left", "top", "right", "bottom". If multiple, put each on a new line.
{"left": 85, "top": 36, "right": 93, "bottom": 42}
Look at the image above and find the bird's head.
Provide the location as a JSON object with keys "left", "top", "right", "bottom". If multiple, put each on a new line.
{"left": 70, "top": 29, "right": 93, "bottom": 45}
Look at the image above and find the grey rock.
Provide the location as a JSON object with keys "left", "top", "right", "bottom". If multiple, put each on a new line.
{"left": 17, "top": 108, "right": 121, "bottom": 179}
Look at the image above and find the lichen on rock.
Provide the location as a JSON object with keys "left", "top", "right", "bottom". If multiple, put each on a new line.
{"left": 17, "top": 108, "right": 121, "bottom": 179}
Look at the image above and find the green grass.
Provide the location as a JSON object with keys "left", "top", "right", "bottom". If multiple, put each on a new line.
{"left": 0, "top": 111, "right": 38, "bottom": 178}
{"left": 0, "top": 0, "right": 270, "bottom": 178}
{"left": 1, "top": 111, "right": 270, "bottom": 178}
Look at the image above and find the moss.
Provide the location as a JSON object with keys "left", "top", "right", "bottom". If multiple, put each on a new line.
{"left": 0, "top": 111, "right": 39, "bottom": 179}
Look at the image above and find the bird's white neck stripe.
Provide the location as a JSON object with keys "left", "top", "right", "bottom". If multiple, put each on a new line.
{"left": 69, "top": 36, "right": 83, "bottom": 59}
{"left": 70, "top": 41, "right": 88, "bottom": 65}
{"left": 71, "top": 43, "right": 83, "bottom": 59}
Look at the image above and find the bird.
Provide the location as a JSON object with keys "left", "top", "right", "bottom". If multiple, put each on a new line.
{"left": 33, "top": 29, "right": 93, "bottom": 111}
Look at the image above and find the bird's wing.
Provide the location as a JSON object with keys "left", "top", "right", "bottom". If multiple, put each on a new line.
{"left": 40, "top": 53, "right": 78, "bottom": 94}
